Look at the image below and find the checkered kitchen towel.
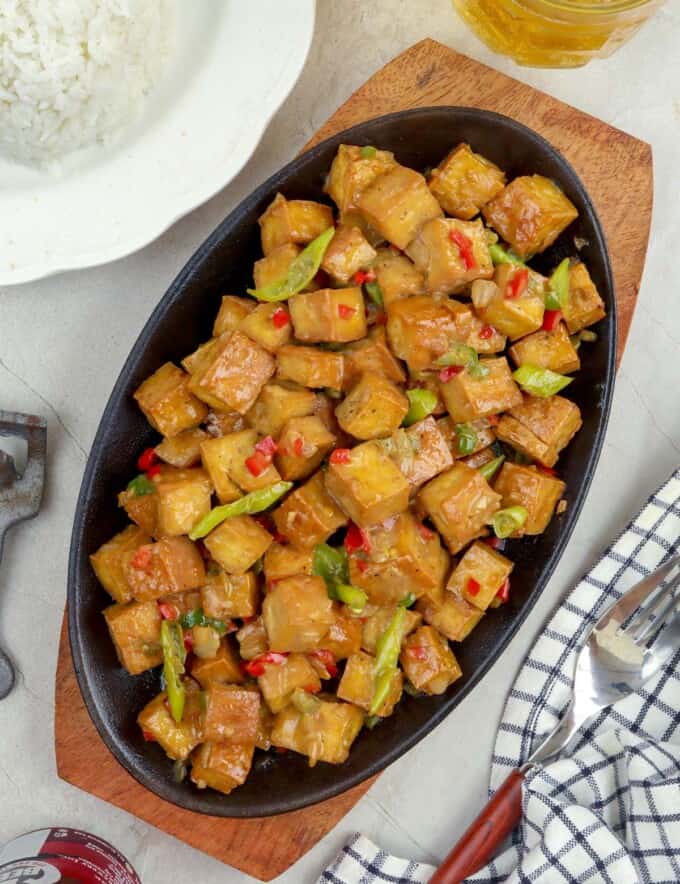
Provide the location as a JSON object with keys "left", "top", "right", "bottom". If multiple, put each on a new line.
{"left": 320, "top": 468, "right": 680, "bottom": 884}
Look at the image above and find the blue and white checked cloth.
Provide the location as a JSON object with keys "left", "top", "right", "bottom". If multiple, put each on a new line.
{"left": 320, "top": 468, "right": 680, "bottom": 884}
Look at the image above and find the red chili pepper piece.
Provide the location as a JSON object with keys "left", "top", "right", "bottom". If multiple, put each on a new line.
{"left": 310, "top": 649, "right": 338, "bottom": 678}
{"left": 374, "top": 311, "right": 387, "bottom": 326}
{"left": 438, "top": 365, "right": 464, "bottom": 383}
{"left": 353, "top": 269, "right": 376, "bottom": 285}
{"left": 245, "top": 450, "right": 271, "bottom": 477}
{"left": 330, "top": 448, "right": 351, "bottom": 464}
{"left": 158, "top": 602, "right": 178, "bottom": 621}
{"left": 486, "top": 414, "right": 500, "bottom": 426}
{"left": 255, "top": 435, "right": 278, "bottom": 456}
{"left": 484, "top": 536, "right": 502, "bottom": 549}
{"left": 293, "top": 436, "right": 305, "bottom": 457}
{"left": 131, "top": 546, "right": 152, "bottom": 570}
{"left": 408, "top": 646, "right": 427, "bottom": 660}
{"left": 338, "top": 304, "right": 356, "bottom": 319}
{"left": 356, "top": 559, "right": 369, "bottom": 573}
{"left": 537, "top": 463, "right": 558, "bottom": 477}
{"left": 496, "top": 577, "right": 511, "bottom": 604}
{"left": 243, "top": 652, "right": 288, "bottom": 678}
{"left": 417, "top": 522, "right": 434, "bottom": 541}
{"left": 271, "top": 306, "right": 291, "bottom": 329}
{"left": 466, "top": 577, "right": 481, "bottom": 597}
{"left": 142, "top": 730, "right": 156, "bottom": 742}
{"left": 137, "top": 447, "right": 158, "bottom": 472}
{"left": 345, "top": 521, "right": 371, "bottom": 554}
{"left": 146, "top": 463, "right": 162, "bottom": 480}
{"left": 479, "top": 325, "right": 495, "bottom": 340}
{"left": 449, "top": 228, "right": 477, "bottom": 270}
{"left": 183, "top": 633, "right": 194, "bottom": 653}
{"left": 505, "top": 267, "right": 529, "bottom": 299}
{"left": 542, "top": 309, "right": 562, "bottom": 332}
{"left": 304, "top": 683, "right": 322, "bottom": 694}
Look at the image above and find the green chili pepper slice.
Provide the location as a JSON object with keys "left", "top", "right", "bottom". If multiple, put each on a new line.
{"left": 455, "top": 423, "right": 478, "bottom": 456}
{"left": 398, "top": 592, "right": 417, "bottom": 608}
{"left": 579, "top": 329, "right": 598, "bottom": 343}
{"left": 513, "top": 364, "right": 573, "bottom": 398}
{"left": 127, "top": 474, "right": 156, "bottom": 496}
{"left": 489, "top": 244, "right": 527, "bottom": 267}
{"left": 180, "top": 608, "right": 229, "bottom": 635}
{"left": 545, "top": 258, "right": 570, "bottom": 311}
{"left": 478, "top": 455, "right": 505, "bottom": 482}
{"left": 489, "top": 505, "right": 528, "bottom": 539}
{"left": 403, "top": 388, "right": 438, "bottom": 427}
{"left": 364, "top": 280, "right": 383, "bottom": 306}
{"left": 161, "top": 620, "right": 186, "bottom": 724}
{"left": 370, "top": 607, "right": 406, "bottom": 715}
{"left": 360, "top": 146, "right": 377, "bottom": 159}
{"left": 247, "top": 227, "right": 335, "bottom": 302}
{"left": 189, "top": 481, "right": 293, "bottom": 540}
{"left": 436, "top": 344, "right": 489, "bottom": 378}
{"left": 336, "top": 583, "right": 368, "bottom": 613}
{"left": 312, "top": 543, "right": 350, "bottom": 599}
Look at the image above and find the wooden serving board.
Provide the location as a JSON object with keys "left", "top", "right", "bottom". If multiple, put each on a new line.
{"left": 55, "top": 39, "right": 652, "bottom": 882}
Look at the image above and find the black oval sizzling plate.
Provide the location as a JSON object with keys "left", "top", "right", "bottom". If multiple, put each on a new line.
{"left": 69, "top": 108, "right": 616, "bottom": 817}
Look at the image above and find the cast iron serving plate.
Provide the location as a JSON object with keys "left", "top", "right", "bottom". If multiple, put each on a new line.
{"left": 69, "top": 108, "right": 616, "bottom": 817}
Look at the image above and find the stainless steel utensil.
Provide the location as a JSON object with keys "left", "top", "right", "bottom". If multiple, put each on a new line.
{"left": 0, "top": 411, "right": 47, "bottom": 699}
{"left": 431, "top": 553, "right": 680, "bottom": 884}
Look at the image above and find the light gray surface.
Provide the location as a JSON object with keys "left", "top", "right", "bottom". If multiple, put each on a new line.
{"left": 1, "top": 2, "right": 679, "bottom": 882}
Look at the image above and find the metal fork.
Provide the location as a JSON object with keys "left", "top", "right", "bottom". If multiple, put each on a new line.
{"left": 431, "top": 554, "right": 680, "bottom": 884}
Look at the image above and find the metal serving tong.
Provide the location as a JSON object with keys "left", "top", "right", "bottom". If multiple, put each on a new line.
{"left": 431, "top": 553, "right": 680, "bottom": 884}
{"left": 0, "top": 411, "right": 47, "bottom": 699}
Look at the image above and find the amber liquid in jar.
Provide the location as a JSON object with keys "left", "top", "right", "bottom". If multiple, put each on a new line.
{"left": 453, "top": 0, "right": 664, "bottom": 67}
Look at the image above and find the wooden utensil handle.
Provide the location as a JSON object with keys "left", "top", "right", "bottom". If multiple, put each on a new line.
{"left": 429, "top": 768, "right": 525, "bottom": 884}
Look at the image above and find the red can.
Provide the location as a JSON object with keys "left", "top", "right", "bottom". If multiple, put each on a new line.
{"left": 0, "top": 828, "right": 140, "bottom": 883}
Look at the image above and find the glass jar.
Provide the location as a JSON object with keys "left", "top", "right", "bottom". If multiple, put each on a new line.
{"left": 452, "top": 0, "right": 664, "bottom": 68}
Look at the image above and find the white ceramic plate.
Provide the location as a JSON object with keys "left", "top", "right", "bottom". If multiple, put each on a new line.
{"left": 0, "top": 0, "right": 316, "bottom": 286}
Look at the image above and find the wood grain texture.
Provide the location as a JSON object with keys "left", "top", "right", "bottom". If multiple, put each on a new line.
{"left": 55, "top": 40, "right": 651, "bottom": 881}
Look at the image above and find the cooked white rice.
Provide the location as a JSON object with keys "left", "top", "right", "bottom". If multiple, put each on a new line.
{"left": 0, "top": 0, "right": 176, "bottom": 167}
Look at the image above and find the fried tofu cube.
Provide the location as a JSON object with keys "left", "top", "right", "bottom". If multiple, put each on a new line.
{"left": 276, "top": 345, "right": 345, "bottom": 390}
{"left": 204, "top": 684, "right": 261, "bottom": 744}
{"left": 104, "top": 599, "right": 163, "bottom": 675}
{"left": 360, "top": 606, "right": 422, "bottom": 655}
{"left": 190, "top": 741, "right": 254, "bottom": 795}
{"left": 181, "top": 337, "right": 224, "bottom": 378}
{"left": 418, "top": 463, "right": 501, "bottom": 554}
{"left": 289, "top": 287, "right": 367, "bottom": 344}
{"left": 400, "top": 625, "right": 462, "bottom": 695}
{"left": 386, "top": 295, "right": 474, "bottom": 372}
{"left": 155, "top": 428, "right": 208, "bottom": 469}
{"left": 460, "top": 446, "right": 497, "bottom": 470}
{"left": 237, "top": 303, "right": 293, "bottom": 353}
{"left": 247, "top": 382, "right": 316, "bottom": 437}
{"left": 428, "top": 143, "right": 506, "bottom": 220}
{"left": 201, "top": 430, "right": 281, "bottom": 496}
{"left": 198, "top": 436, "right": 243, "bottom": 503}
{"left": 337, "top": 650, "right": 402, "bottom": 716}
{"left": 382, "top": 417, "right": 453, "bottom": 490}
{"left": 134, "top": 362, "right": 208, "bottom": 438}
{"left": 156, "top": 468, "right": 212, "bottom": 537}
{"left": 325, "top": 144, "right": 397, "bottom": 214}
{"left": 496, "top": 394, "right": 582, "bottom": 468}
{"left": 416, "top": 591, "right": 483, "bottom": 642}
{"left": 447, "top": 541, "right": 514, "bottom": 611}
{"left": 124, "top": 536, "right": 206, "bottom": 601}
{"left": 263, "top": 542, "right": 314, "bottom": 582}
{"left": 204, "top": 515, "right": 273, "bottom": 574}
{"left": 320, "top": 609, "right": 363, "bottom": 659}
{"left": 336, "top": 373, "right": 409, "bottom": 441}
{"left": 436, "top": 415, "right": 497, "bottom": 460}
{"left": 471, "top": 266, "right": 546, "bottom": 341}
{"left": 271, "top": 699, "right": 364, "bottom": 766}
{"left": 91, "top": 525, "right": 151, "bottom": 604}
{"left": 275, "top": 416, "right": 336, "bottom": 481}
{"left": 213, "top": 296, "right": 255, "bottom": 337}
{"left": 372, "top": 247, "right": 426, "bottom": 305}
{"left": 191, "top": 640, "right": 245, "bottom": 687}
{"left": 258, "top": 193, "right": 333, "bottom": 255}
{"left": 273, "top": 470, "right": 347, "bottom": 547}
{"left": 494, "top": 462, "right": 566, "bottom": 535}
{"left": 257, "top": 653, "right": 321, "bottom": 713}
{"left": 117, "top": 484, "right": 159, "bottom": 537}
{"left": 201, "top": 569, "right": 259, "bottom": 620}
{"left": 321, "top": 225, "right": 377, "bottom": 285}
{"left": 325, "top": 441, "right": 410, "bottom": 528}
{"left": 190, "top": 331, "right": 275, "bottom": 415}
{"left": 263, "top": 575, "right": 334, "bottom": 652}
{"left": 482, "top": 175, "right": 578, "bottom": 258}
{"left": 357, "top": 165, "right": 443, "bottom": 249}
{"left": 349, "top": 511, "right": 449, "bottom": 606}
{"left": 138, "top": 689, "right": 203, "bottom": 760}
{"left": 406, "top": 218, "right": 493, "bottom": 296}
{"left": 509, "top": 321, "right": 580, "bottom": 375}
{"left": 253, "top": 243, "right": 300, "bottom": 290}
{"left": 439, "top": 357, "right": 522, "bottom": 423}
{"left": 342, "top": 327, "right": 405, "bottom": 390}
{"left": 564, "top": 261, "right": 606, "bottom": 333}
{"left": 236, "top": 617, "right": 269, "bottom": 660}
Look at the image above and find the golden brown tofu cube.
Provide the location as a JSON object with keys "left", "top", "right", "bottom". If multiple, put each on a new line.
{"left": 258, "top": 653, "right": 321, "bottom": 713}
{"left": 258, "top": 193, "right": 334, "bottom": 255}
{"left": 201, "top": 430, "right": 281, "bottom": 497}
{"left": 104, "top": 600, "right": 163, "bottom": 675}
{"left": 198, "top": 436, "right": 242, "bottom": 503}
{"left": 275, "top": 416, "right": 336, "bottom": 481}
{"left": 382, "top": 417, "right": 453, "bottom": 490}
{"left": 204, "top": 515, "right": 273, "bottom": 575}
{"left": 181, "top": 337, "right": 223, "bottom": 378}
{"left": 417, "top": 591, "right": 483, "bottom": 642}
{"left": 201, "top": 569, "right": 259, "bottom": 620}
{"left": 273, "top": 470, "right": 347, "bottom": 547}
{"left": 406, "top": 218, "right": 493, "bottom": 296}
{"left": 320, "top": 609, "right": 363, "bottom": 659}
{"left": 418, "top": 463, "right": 501, "bottom": 554}
{"left": 386, "top": 295, "right": 474, "bottom": 372}
{"left": 349, "top": 511, "right": 449, "bottom": 606}
{"left": 263, "top": 542, "right": 314, "bottom": 582}
{"left": 253, "top": 243, "right": 300, "bottom": 290}
{"left": 342, "top": 327, "right": 405, "bottom": 390}
{"left": 134, "top": 362, "right": 208, "bottom": 438}
{"left": 117, "top": 485, "right": 159, "bottom": 537}
{"left": 372, "top": 247, "right": 426, "bottom": 305}
{"left": 138, "top": 690, "right": 203, "bottom": 760}
{"left": 360, "top": 606, "right": 422, "bottom": 655}
{"left": 321, "top": 225, "right": 377, "bottom": 285}
{"left": 91, "top": 525, "right": 151, "bottom": 604}
{"left": 213, "top": 295, "right": 255, "bottom": 337}
{"left": 324, "top": 441, "right": 410, "bottom": 528}
{"left": 191, "top": 640, "right": 244, "bottom": 688}
{"left": 155, "top": 428, "right": 208, "bottom": 469}
{"left": 271, "top": 699, "right": 364, "bottom": 766}
{"left": 461, "top": 446, "right": 497, "bottom": 470}
{"left": 189, "top": 331, "right": 275, "bottom": 415}
{"left": 263, "top": 575, "right": 334, "bottom": 652}
{"left": 247, "top": 382, "right": 316, "bottom": 437}
{"left": 238, "top": 303, "right": 293, "bottom": 353}
{"left": 289, "top": 287, "right": 367, "bottom": 344}
{"left": 156, "top": 468, "right": 212, "bottom": 537}
{"left": 447, "top": 541, "right": 514, "bottom": 611}
{"left": 325, "top": 144, "right": 397, "bottom": 214}
{"left": 236, "top": 617, "right": 269, "bottom": 660}
{"left": 436, "top": 415, "right": 497, "bottom": 460}
{"left": 564, "top": 261, "right": 606, "bottom": 333}
{"left": 124, "top": 536, "right": 206, "bottom": 602}
{"left": 482, "top": 175, "right": 578, "bottom": 258}
{"left": 204, "top": 684, "right": 261, "bottom": 744}
{"left": 428, "top": 143, "right": 506, "bottom": 220}
{"left": 439, "top": 357, "right": 522, "bottom": 423}
{"left": 471, "top": 268, "right": 545, "bottom": 342}
{"left": 509, "top": 321, "right": 580, "bottom": 375}
{"left": 276, "top": 345, "right": 345, "bottom": 390}
{"left": 190, "top": 741, "right": 254, "bottom": 795}
{"left": 497, "top": 394, "right": 582, "bottom": 468}
{"left": 337, "top": 650, "right": 402, "bottom": 716}
{"left": 494, "top": 462, "right": 566, "bottom": 535}
{"left": 400, "top": 625, "right": 462, "bottom": 695}
{"left": 357, "top": 165, "right": 443, "bottom": 250}
{"left": 336, "top": 373, "right": 409, "bottom": 441}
